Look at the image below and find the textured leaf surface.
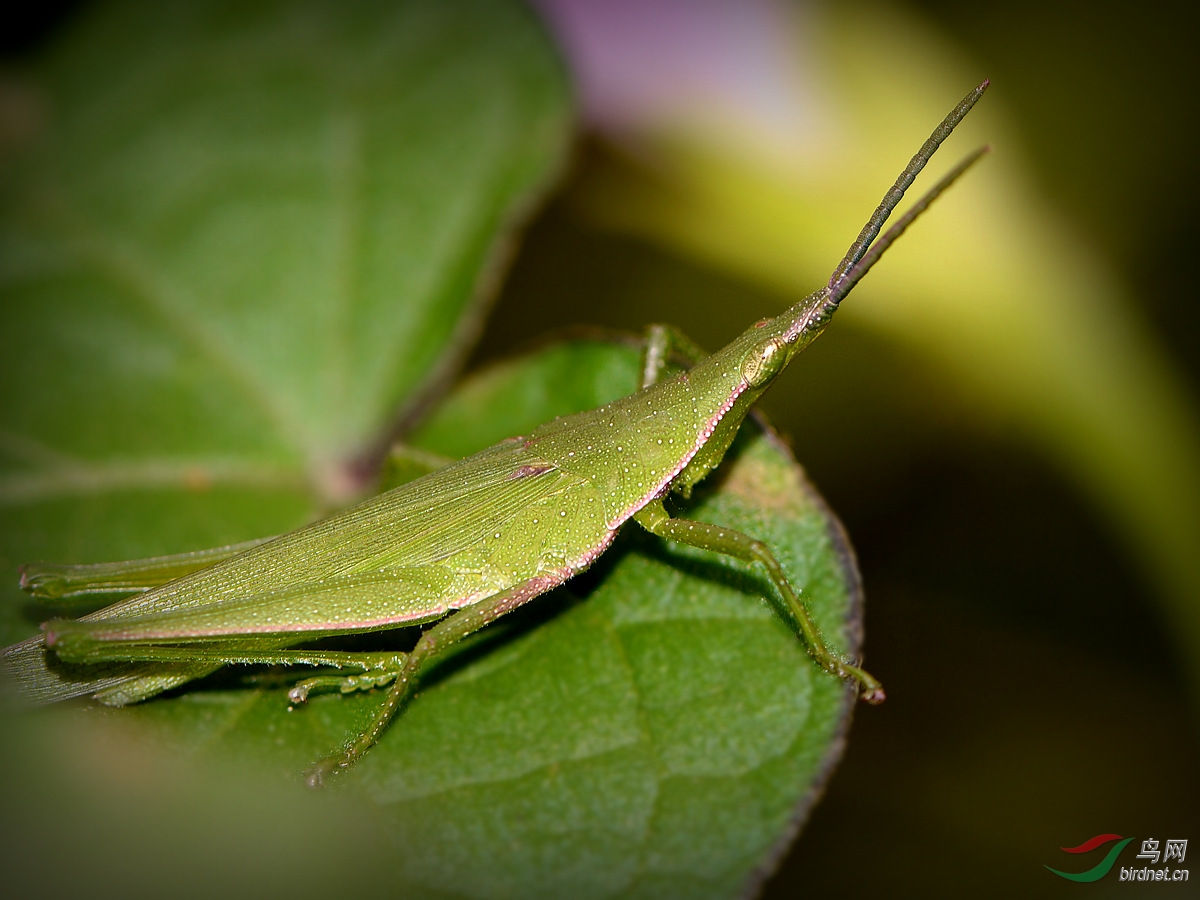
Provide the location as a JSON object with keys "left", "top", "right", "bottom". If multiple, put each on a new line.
{"left": 1, "top": 340, "right": 861, "bottom": 898}
{"left": 0, "top": 0, "right": 568, "bottom": 649}
{"left": 0, "top": 3, "right": 860, "bottom": 896}
{"left": 380, "top": 340, "right": 864, "bottom": 898}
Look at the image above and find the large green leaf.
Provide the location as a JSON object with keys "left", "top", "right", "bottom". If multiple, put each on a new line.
{"left": 0, "top": 0, "right": 568, "bottom": 637}
{"left": 384, "top": 340, "right": 863, "bottom": 898}
{"left": 2, "top": 340, "right": 862, "bottom": 898}
{"left": 0, "top": 2, "right": 860, "bottom": 895}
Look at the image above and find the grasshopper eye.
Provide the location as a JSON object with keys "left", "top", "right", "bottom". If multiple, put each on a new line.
{"left": 741, "top": 339, "right": 785, "bottom": 387}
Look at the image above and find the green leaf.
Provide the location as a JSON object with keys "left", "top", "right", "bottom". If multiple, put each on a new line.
{"left": 0, "top": 0, "right": 569, "bottom": 632}
{"left": 0, "top": 2, "right": 859, "bottom": 895}
{"left": 387, "top": 340, "right": 863, "bottom": 898}
{"left": 2, "top": 337, "right": 861, "bottom": 897}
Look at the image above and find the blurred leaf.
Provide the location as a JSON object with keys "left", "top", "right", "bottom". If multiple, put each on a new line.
{"left": 563, "top": 0, "right": 1200, "bottom": 697}
{"left": 0, "top": 0, "right": 569, "bottom": 646}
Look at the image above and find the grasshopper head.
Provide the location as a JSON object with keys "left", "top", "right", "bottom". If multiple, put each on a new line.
{"left": 734, "top": 287, "right": 835, "bottom": 394}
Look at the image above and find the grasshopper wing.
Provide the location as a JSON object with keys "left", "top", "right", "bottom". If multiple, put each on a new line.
{"left": 7, "top": 439, "right": 609, "bottom": 704}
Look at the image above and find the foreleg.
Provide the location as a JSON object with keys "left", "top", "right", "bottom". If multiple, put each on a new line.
{"left": 634, "top": 499, "right": 884, "bottom": 703}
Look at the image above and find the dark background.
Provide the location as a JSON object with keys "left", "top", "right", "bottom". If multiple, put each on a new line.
{"left": 472, "top": 1, "right": 1200, "bottom": 894}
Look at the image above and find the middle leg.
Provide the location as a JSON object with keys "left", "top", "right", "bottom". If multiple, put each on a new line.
{"left": 305, "top": 571, "right": 566, "bottom": 786}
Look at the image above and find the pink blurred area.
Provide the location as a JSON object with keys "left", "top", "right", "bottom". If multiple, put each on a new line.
{"left": 531, "top": 0, "right": 825, "bottom": 152}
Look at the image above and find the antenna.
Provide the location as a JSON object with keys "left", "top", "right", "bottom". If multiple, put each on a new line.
{"left": 827, "top": 79, "right": 989, "bottom": 296}
{"left": 828, "top": 144, "right": 989, "bottom": 306}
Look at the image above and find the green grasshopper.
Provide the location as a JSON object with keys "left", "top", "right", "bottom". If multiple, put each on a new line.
{"left": 4, "top": 82, "right": 988, "bottom": 786}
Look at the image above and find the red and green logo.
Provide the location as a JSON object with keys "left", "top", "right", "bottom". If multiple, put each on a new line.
{"left": 1046, "top": 834, "right": 1134, "bottom": 882}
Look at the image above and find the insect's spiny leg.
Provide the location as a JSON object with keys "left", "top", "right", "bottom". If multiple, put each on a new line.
{"left": 305, "top": 575, "right": 565, "bottom": 787}
{"left": 45, "top": 641, "right": 406, "bottom": 677}
{"left": 288, "top": 664, "right": 404, "bottom": 702}
{"left": 632, "top": 500, "right": 884, "bottom": 703}
{"left": 642, "top": 325, "right": 671, "bottom": 389}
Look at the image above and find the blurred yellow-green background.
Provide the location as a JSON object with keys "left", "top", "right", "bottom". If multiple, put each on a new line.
{"left": 4, "top": 0, "right": 1199, "bottom": 896}
{"left": 483, "top": 0, "right": 1200, "bottom": 894}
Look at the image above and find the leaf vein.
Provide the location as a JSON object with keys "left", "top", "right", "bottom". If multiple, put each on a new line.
{"left": 35, "top": 190, "right": 322, "bottom": 478}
